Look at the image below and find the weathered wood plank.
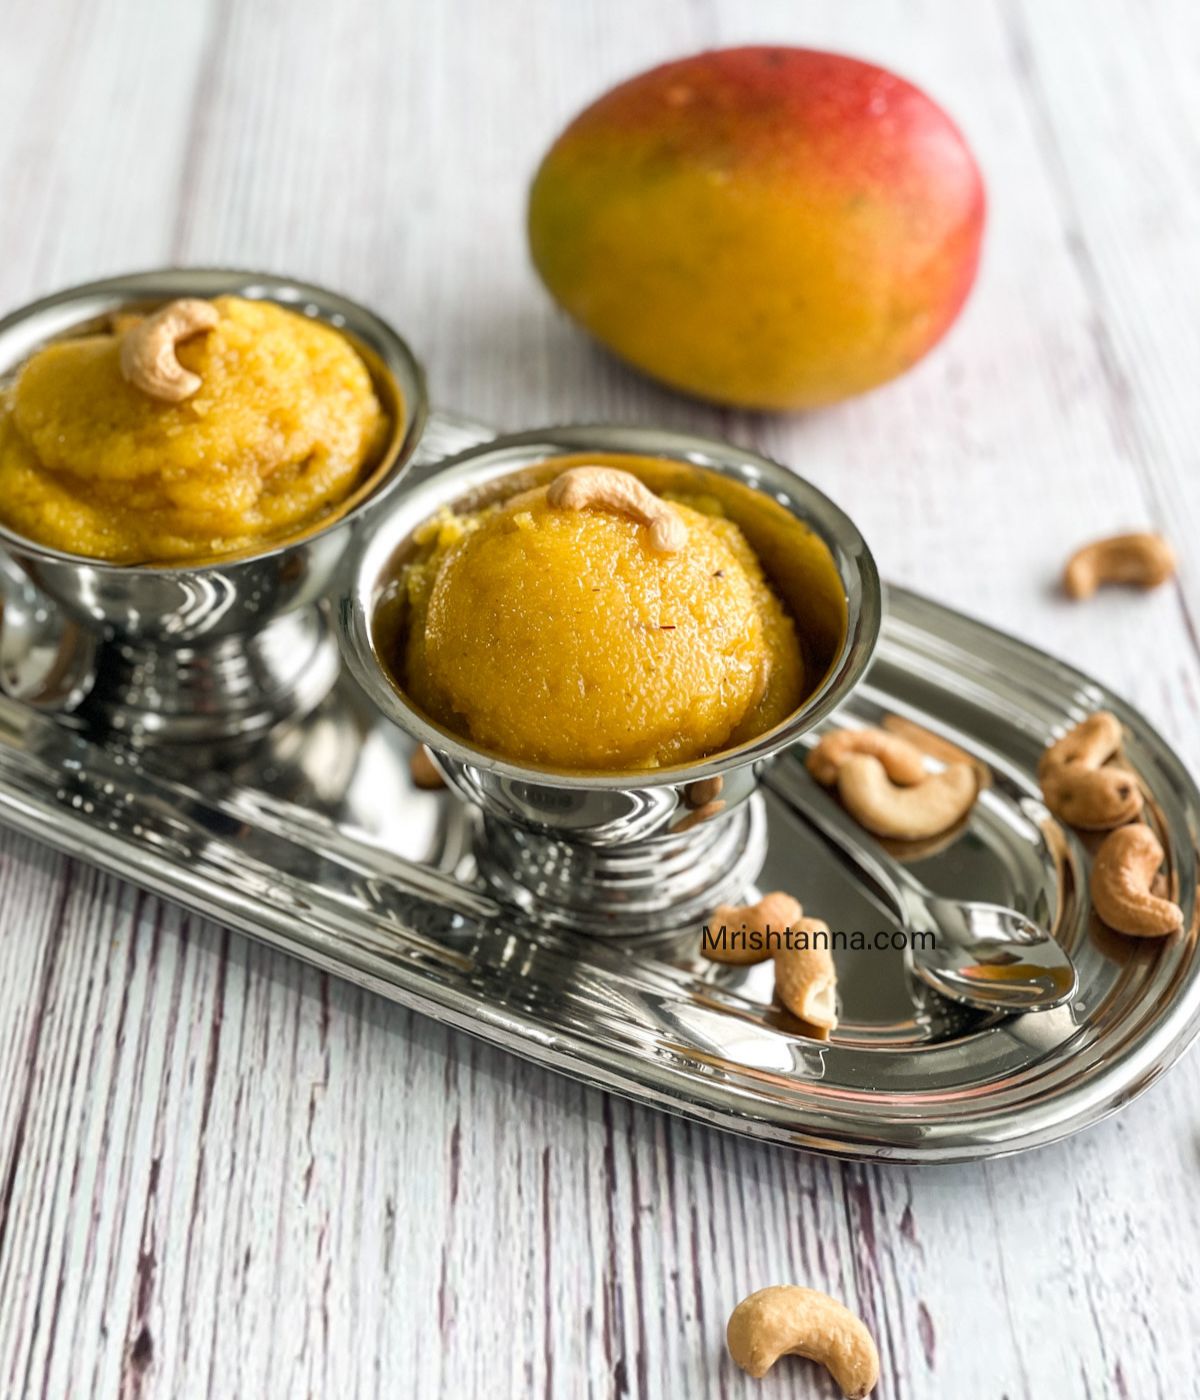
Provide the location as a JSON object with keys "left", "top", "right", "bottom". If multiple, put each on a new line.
{"left": 0, "top": 0, "right": 1198, "bottom": 1396}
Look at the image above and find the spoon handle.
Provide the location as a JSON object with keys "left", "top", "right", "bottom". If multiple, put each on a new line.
{"left": 763, "top": 758, "right": 931, "bottom": 915}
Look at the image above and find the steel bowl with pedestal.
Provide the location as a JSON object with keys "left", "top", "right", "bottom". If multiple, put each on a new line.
{"left": 338, "top": 426, "right": 881, "bottom": 935}
{"left": 0, "top": 268, "right": 427, "bottom": 743}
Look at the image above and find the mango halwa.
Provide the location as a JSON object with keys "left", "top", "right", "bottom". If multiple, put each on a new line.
{"left": 398, "top": 461, "right": 805, "bottom": 771}
{"left": 0, "top": 296, "right": 388, "bottom": 564}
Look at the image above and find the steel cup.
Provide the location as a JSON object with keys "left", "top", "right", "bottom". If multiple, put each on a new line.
{"left": 340, "top": 426, "right": 881, "bottom": 933}
{"left": 0, "top": 269, "right": 427, "bottom": 742}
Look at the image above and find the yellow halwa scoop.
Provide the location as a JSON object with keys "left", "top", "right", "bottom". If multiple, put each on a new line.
{"left": 399, "top": 462, "right": 805, "bottom": 771}
{"left": 0, "top": 295, "right": 387, "bottom": 564}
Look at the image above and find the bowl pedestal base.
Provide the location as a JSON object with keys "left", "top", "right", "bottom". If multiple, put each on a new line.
{"left": 472, "top": 796, "right": 768, "bottom": 938}
{"left": 75, "top": 604, "right": 340, "bottom": 746}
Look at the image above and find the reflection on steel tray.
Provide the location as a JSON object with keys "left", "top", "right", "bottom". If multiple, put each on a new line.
{"left": 0, "top": 412, "right": 1197, "bottom": 1163}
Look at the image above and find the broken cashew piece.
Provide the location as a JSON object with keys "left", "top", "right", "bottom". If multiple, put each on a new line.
{"left": 1063, "top": 532, "right": 1176, "bottom": 600}
{"left": 727, "top": 1286, "right": 879, "bottom": 1397}
{"left": 1090, "top": 822, "right": 1183, "bottom": 937}
{"left": 119, "top": 298, "right": 220, "bottom": 403}
{"left": 837, "top": 754, "right": 977, "bottom": 841}
{"left": 702, "top": 891, "right": 802, "bottom": 966}
{"left": 1037, "top": 710, "right": 1123, "bottom": 782}
{"left": 774, "top": 919, "right": 838, "bottom": 1031}
{"left": 546, "top": 466, "right": 686, "bottom": 553}
{"left": 806, "top": 727, "right": 927, "bottom": 788}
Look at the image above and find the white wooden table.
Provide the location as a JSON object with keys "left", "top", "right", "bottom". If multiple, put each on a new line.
{"left": 1, "top": 2, "right": 1198, "bottom": 1396}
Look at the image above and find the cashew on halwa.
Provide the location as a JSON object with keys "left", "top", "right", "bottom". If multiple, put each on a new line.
{"left": 547, "top": 464, "right": 687, "bottom": 553}
{"left": 119, "top": 297, "right": 220, "bottom": 403}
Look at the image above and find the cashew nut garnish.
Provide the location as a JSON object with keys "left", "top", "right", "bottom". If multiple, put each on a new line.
{"left": 409, "top": 745, "right": 446, "bottom": 791}
{"left": 1038, "top": 711, "right": 1143, "bottom": 829}
{"left": 727, "top": 1286, "right": 879, "bottom": 1396}
{"left": 119, "top": 297, "right": 220, "bottom": 403}
{"left": 837, "top": 754, "right": 977, "bottom": 841}
{"left": 1063, "top": 532, "right": 1176, "bottom": 600}
{"left": 881, "top": 713, "right": 992, "bottom": 789}
{"left": 1090, "top": 822, "right": 1183, "bottom": 937}
{"left": 546, "top": 466, "right": 687, "bottom": 553}
{"left": 702, "top": 891, "right": 802, "bottom": 965}
{"left": 1037, "top": 710, "right": 1123, "bottom": 781}
{"left": 1040, "top": 765, "right": 1142, "bottom": 830}
{"left": 774, "top": 919, "right": 838, "bottom": 1031}
{"left": 807, "top": 727, "right": 927, "bottom": 788}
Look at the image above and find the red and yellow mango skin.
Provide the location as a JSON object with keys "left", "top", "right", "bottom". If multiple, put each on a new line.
{"left": 528, "top": 47, "right": 986, "bottom": 410}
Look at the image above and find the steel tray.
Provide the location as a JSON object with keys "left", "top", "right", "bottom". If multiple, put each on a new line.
{"left": 0, "top": 414, "right": 1197, "bottom": 1162}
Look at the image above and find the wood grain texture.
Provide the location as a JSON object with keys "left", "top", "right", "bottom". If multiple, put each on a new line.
{"left": 1, "top": 0, "right": 1199, "bottom": 1396}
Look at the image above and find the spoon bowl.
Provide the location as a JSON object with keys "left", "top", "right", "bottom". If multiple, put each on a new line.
{"left": 765, "top": 758, "right": 1079, "bottom": 1015}
{"left": 916, "top": 894, "right": 1078, "bottom": 1012}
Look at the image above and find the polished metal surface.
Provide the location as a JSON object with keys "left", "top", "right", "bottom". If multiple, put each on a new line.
{"left": 0, "top": 269, "right": 428, "bottom": 741}
{"left": 766, "top": 760, "right": 1078, "bottom": 1013}
{"left": 0, "top": 412, "right": 1197, "bottom": 1161}
{"left": 475, "top": 797, "right": 768, "bottom": 938}
{"left": 338, "top": 426, "right": 882, "bottom": 930}
{"left": 0, "top": 551, "right": 94, "bottom": 713}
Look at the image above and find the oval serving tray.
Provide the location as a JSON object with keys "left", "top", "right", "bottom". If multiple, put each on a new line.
{"left": 0, "top": 412, "right": 1196, "bottom": 1163}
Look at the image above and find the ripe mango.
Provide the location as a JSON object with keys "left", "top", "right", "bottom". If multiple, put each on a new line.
{"left": 528, "top": 47, "right": 985, "bottom": 410}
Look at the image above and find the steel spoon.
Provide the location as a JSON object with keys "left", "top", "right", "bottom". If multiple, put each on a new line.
{"left": 764, "top": 761, "right": 1078, "bottom": 1014}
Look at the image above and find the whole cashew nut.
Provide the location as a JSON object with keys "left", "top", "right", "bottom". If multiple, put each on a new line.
{"left": 119, "top": 298, "right": 220, "bottom": 403}
{"left": 837, "top": 754, "right": 977, "bottom": 841}
{"left": 1038, "top": 712, "right": 1142, "bottom": 830}
{"left": 773, "top": 918, "right": 838, "bottom": 1031}
{"left": 1063, "top": 532, "right": 1176, "bottom": 600}
{"left": 881, "top": 714, "right": 993, "bottom": 789}
{"left": 1037, "top": 710, "right": 1123, "bottom": 781}
{"left": 547, "top": 466, "right": 687, "bottom": 553}
{"left": 1040, "top": 764, "right": 1143, "bottom": 830}
{"left": 727, "top": 1286, "right": 879, "bottom": 1396}
{"left": 1090, "top": 822, "right": 1183, "bottom": 937}
{"left": 807, "top": 727, "right": 927, "bottom": 788}
{"left": 702, "top": 891, "right": 802, "bottom": 965}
